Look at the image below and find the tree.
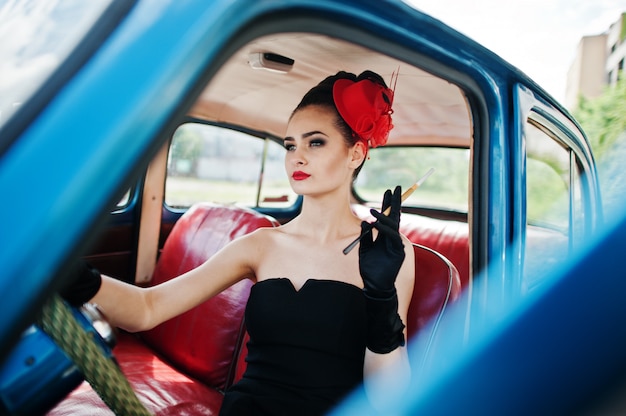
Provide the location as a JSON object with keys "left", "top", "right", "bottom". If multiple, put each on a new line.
{"left": 169, "top": 127, "right": 202, "bottom": 176}
{"left": 573, "top": 74, "right": 626, "bottom": 220}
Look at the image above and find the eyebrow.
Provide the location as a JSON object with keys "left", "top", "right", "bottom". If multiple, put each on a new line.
{"left": 283, "top": 130, "right": 328, "bottom": 141}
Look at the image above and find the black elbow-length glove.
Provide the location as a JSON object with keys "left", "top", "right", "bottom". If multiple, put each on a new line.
{"left": 359, "top": 186, "right": 406, "bottom": 354}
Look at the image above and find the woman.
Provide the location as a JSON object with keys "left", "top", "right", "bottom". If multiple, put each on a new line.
{"left": 63, "top": 70, "right": 415, "bottom": 415}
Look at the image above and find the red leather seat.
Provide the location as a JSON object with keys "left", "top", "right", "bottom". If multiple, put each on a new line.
{"left": 407, "top": 244, "right": 461, "bottom": 369}
{"left": 400, "top": 217, "right": 469, "bottom": 289}
{"left": 352, "top": 204, "right": 470, "bottom": 289}
{"left": 46, "top": 331, "right": 226, "bottom": 416}
{"left": 140, "top": 203, "right": 280, "bottom": 391}
{"left": 48, "top": 203, "right": 279, "bottom": 415}
{"left": 49, "top": 203, "right": 461, "bottom": 415}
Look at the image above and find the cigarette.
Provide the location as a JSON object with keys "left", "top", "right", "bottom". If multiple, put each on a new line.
{"left": 342, "top": 168, "right": 435, "bottom": 255}
{"left": 381, "top": 167, "right": 434, "bottom": 216}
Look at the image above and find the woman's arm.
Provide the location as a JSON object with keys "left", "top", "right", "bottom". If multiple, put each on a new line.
{"left": 90, "top": 229, "right": 265, "bottom": 332}
{"left": 363, "top": 234, "right": 415, "bottom": 376}
{"left": 362, "top": 235, "right": 414, "bottom": 410}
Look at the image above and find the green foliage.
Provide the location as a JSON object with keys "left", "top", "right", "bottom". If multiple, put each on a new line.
{"left": 171, "top": 128, "right": 202, "bottom": 161}
{"left": 573, "top": 73, "right": 626, "bottom": 218}
{"left": 169, "top": 127, "right": 203, "bottom": 175}
{"left": 573, "top": 75, "right": 626, "bottom": 158}
{"left": 526, "top": 158, "right": 568, "bottom": 229}
{"left": 357, "top": 147, "right": 469, "bottom": 210}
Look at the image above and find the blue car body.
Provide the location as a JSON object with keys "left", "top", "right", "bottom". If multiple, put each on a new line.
{"left": 1, "top": 0, "right": 620, "bottom": 414}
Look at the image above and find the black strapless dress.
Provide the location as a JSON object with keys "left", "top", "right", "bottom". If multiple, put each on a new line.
{"left": 220, "top": 278, "right": 367, "bottom": 416}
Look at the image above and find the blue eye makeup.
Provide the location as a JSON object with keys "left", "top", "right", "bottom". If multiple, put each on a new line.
{"left": 282, "top": 132, "right": 327, "bottom": 151}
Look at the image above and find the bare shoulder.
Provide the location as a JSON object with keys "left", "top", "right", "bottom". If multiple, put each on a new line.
{"left": 224, "top": 226, "right": 281, "bottom": 257}
{"left": 236, "top": 226, "right": 280, "bottom": 244}
{"left": 202, "top": 226, "right": 281, "bottom": 281}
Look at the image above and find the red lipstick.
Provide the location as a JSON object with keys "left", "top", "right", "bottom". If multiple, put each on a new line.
{"left": 292, "top": 171, "right": 311, "bottom": 181}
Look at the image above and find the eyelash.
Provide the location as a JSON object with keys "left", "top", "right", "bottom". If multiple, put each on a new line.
{"left": 284, "top": 138, "right": 325, "bottom": 151}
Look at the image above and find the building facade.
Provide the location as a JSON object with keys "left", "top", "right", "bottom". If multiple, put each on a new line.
{"left": 565, "top": 12, "right": 626, "bottom": 109}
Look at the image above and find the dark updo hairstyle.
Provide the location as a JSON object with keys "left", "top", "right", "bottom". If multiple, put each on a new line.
{"left": 291, "top": 70, "right": 389, "bottom": 180}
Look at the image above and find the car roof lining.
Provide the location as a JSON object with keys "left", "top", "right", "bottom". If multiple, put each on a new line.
{"left": 188, "top": 32, "right": 472, "bottom": 148}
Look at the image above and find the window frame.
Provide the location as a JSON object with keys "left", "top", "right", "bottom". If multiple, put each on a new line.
{"left": 520, "top": 109, "right": 595, "bottom": 292}
{"left": 526, "top": 109, "right": 596, "bottom": 240}
{"left": 163, "top": 119, "right": 298, "bottom": 215}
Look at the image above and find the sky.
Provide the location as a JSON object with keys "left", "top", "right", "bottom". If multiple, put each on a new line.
{"left": 405, "top": 0, "right": 626, "bottom": 103}
{"left": 2, "top": 1, "right": 625, "bottom": 113}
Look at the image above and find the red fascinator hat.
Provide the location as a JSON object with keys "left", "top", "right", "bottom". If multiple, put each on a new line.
{"left": 332, "top": 76, "right": 395, "bottom": 148}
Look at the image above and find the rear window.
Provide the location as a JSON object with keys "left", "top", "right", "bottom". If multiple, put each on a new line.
{"left": 355, "top": 146, "right": 469, "bottom": 213}
{"left": 165, "top": 122, "right": 296, "bottom": 208}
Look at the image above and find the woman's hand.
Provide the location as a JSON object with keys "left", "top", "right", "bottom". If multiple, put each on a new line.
{"left": 359, "top": 186, "right": 405, "bottom": 298}
{"left": 358, "top": 186, "right": 407, "bottom": 354}
{"left": 58, "top": 259, "right": 103, "bottom": 307}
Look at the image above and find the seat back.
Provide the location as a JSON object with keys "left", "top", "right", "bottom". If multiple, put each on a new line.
{"left": 140, "top": 203, "right": 279, "bottom": 390}
{"left": 407, "top": 244, "right": 461, "bottom": 340}
{"left": 407, "top": 243, "right": 462, "bottom": 371}
{"left": 400, "top": 217, "right": 469, "bottom": 289}
{"left": 351, "top": 204, "right": 470, "bottom": 289}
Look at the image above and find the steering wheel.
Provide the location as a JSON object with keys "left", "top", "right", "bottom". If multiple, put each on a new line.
{"left": 0, "top": 297, "right": 147, "bottom": 415}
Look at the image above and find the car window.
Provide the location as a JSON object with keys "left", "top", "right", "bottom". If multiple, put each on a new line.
{"left": 165, "top": 122, "right": 296, "bottom": 209}
{"left": 524, "top": 118, "right": 584, "bottom": 291}
{"left": 355, "top": 146, "right": 469, "bottom": 213}
{"left": 0, "top": 0, "right": 112, "bottom": 129}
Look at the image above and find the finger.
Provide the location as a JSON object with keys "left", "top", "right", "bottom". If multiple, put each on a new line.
{"left": 369, "top": 219, "right": 405, "bottom": 253}
{"left": 370, "top": 208, "right": 395, "bottom": 227}
{"left": 380, "top": 189, "right": 392, "bottom": 212}
{"left": 369, "top": 217, "right": 396, "bottom": 237}
{"left": 370, "top": 207, "right": 399, "bottom": 231}
{"left": 368, "top": 211, "right": 397, "bottom": 236}
{"left": 389, "top": 185, "right": 402, "bottom": 222}
{"left": 359, "top": 221, "right": 374, "bottom": 249}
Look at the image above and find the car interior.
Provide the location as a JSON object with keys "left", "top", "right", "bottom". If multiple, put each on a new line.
{"left": 48, "top": 31, "right": 474, "bottom": 415}
{"left": 0, "top": 1, "right": 612, "bottom": 413}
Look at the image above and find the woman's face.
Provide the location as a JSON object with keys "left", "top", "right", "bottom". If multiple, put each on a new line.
{"left": 284, "top": 105, "right": 364, "bottom": 197}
